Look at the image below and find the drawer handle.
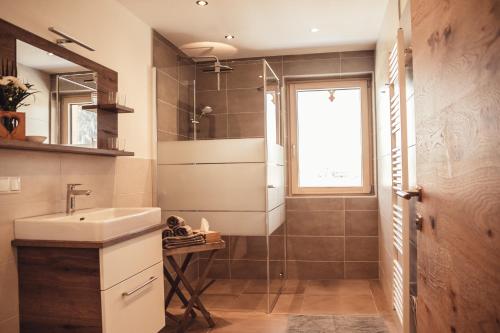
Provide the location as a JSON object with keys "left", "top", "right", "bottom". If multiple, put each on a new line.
{"left": 122, "top": 276, "right": 158, "bottom": 297}
{"left": 267, "top": 185, "right": 276, "bottom": 188}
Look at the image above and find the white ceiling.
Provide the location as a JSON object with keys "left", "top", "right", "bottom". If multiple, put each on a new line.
{"left": 118, "top": 0, "right": 388, "bottom": 59}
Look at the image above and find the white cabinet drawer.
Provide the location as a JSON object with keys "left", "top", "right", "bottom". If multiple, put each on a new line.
{"left": 100, "top": 231, "right": 163, "bottom": 290}
{"left": 101, "top": 262, "right": 165, "bottom": 333}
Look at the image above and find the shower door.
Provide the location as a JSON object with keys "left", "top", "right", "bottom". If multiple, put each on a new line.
{"left": 263, "top": 60, "right": 286, "bottom": 312}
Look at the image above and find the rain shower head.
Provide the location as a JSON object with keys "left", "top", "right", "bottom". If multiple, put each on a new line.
{"left": 202, "top": 63, "right": 233, "bottom": 73}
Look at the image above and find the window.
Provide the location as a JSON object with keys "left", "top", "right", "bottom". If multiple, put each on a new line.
{"left": 289, "top": 79, "right": 372, "bottom": 194}
{"left": 69, "top": 102, "right": 96, "bottom": 147}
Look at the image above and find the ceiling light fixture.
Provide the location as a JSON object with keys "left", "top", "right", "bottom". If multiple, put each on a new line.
{"left": 311, "top": 28, "right": 320, "bottom": 33}
{"left": 196, "top": 1, "right": 208, "bottom": 6}
{"left": 225, "top": 34, "right": 235, "bottom": 40}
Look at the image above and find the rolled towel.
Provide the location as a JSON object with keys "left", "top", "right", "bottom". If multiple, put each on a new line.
{"left": 167, "top": 215, "right": 186, "bottom": 229}
{"left": 173, "top": 225, "right": 193, "bottom": 237}
{"left": 162, "top": 228, "right": 174, "bottom": 238}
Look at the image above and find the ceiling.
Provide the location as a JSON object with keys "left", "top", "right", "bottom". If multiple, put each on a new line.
{"left": 118, "top": 0, "right": 388, "bottom": 59}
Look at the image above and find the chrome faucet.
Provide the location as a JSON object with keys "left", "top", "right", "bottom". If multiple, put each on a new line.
{"left": 66, "top": 184, "right": 92, "bottom": 214}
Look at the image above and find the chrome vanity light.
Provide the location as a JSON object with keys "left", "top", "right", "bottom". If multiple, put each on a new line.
{"left": 48, "top": 27, "right": 95, "bottom": 51}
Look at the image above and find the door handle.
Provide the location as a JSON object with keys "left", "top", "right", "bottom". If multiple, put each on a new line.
{"left": 396, "top": 186, "right": 422, "bottom": 202}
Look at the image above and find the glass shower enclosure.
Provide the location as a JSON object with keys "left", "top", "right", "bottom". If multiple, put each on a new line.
{"left": 155, "top": 59, "right": 285, "bottom": 313}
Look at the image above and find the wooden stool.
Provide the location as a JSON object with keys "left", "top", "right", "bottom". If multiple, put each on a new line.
{"left": 163, "top": 241, "right": 226, "bottom": 333}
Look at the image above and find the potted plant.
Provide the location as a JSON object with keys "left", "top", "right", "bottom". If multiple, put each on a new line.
{"left": 0, "top": 76, "right": 37, "bottom": 141}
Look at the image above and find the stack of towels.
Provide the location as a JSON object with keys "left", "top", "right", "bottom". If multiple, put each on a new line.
{"left": 162, "top": 215, "right": 205, "bottom": 249}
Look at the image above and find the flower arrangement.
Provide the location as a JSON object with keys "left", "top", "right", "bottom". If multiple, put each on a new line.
{"left": 0, "top": 76, "right": 37, "bottom": 138}
{"left": 0, "top": 76, "right": 37, "bottom": 111}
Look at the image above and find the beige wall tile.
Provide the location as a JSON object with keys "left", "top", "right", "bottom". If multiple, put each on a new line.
{"left": 0, "top": 259, "right": 18, "bottom": 322}
{"left": 345, "top": 262, "right": 379, "bottom": 279}
{"left": 227, "top": 113, "right": 264, "bottom": 138}
{"left": 345, "top": 197, "right": 378, "bottom": 210}
{"left": 345, "top": 211, "right": 378, "bottom": 236}
{"left": 287, "top": 261, "right": 344, "bottom": 280}
{"left": 114, "top": 157, "right": 152, "bottom": 196}
{"left": 0, "top": 218, "right": 15, "bottom": 265}
{"left": 345, "top": 237, "right": 379, "bottom": 261}
{"left": 286, "top": 197, "right": 345, "bottom": 211}
{"left": 227, "top": 88, "right": 264, "bottom": 114}
{"left": 287, "top": 211, "right": 345, "bottom": 236}
{"left": 287, "top": 236, "right": 344, "bottom": 261}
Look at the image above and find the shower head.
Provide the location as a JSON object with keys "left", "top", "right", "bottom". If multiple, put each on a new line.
{"left": 201, "top": 106, "right": 213, "bottom": 116}
{"left": 202, "top": 62, "right": 233, "bottom": 73}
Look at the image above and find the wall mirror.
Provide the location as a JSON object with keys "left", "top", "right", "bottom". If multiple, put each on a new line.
{"left": 16, "top": 40, "right": 98, "bottom": 147}
{"left": 0, "top": 18, "right": 131, "bottom": 156}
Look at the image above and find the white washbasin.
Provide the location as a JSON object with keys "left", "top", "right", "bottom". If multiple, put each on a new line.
{"left": 14, "top": 207, "right": 161, "bottom": 242}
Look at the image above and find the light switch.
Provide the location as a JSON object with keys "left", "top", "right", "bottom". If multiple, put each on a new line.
{"left": 0, "top": 177, "right": 9, "bottom": 192}
{"left": 10, "top": 177, "right": 21, "bottom": 192}
{"left": 0, "top": 177, "right": 21, "bottom": 193}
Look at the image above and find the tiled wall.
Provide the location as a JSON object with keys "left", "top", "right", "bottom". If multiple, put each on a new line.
{"left": 0, "top": 151, "right": 153, "bottom": 331}
{"left": 199, "top": 228, "right": 286, "bottom": 280}
{"left": 286, "top": 197, "right": 378, "bottom": 280}
{"left": 154, "top": 31, "right": 195, "bottom": 141}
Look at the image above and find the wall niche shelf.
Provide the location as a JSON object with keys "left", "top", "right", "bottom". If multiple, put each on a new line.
{"left": 0, "top": 139, "right": 134, "bottom": 157}
{"left": 82, "top": 104, "right": 134, "bottom": 114}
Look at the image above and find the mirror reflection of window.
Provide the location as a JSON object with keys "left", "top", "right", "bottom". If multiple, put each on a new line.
{"left": 69, "top": 103, "right": 97, "bottom": 147}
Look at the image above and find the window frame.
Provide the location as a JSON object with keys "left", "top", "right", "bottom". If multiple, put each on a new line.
{"left": 288, "top": 79, "right": 372, "bottom": 195}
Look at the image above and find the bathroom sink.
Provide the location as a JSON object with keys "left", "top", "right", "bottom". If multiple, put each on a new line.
{"left": 14, "top": 207, "right": 162, "bottom": 242}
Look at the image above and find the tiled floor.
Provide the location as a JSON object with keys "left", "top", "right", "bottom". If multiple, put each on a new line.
{"left": 162, "top": 279, "right": 399, "bottom": 333}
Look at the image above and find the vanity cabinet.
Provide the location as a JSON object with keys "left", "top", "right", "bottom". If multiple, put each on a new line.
{"left": 14, "top": 226, "right": 165, "bottom": 333}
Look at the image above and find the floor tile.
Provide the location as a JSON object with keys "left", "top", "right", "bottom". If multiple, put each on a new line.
{"left": 301, "top": 295, "right": 378, "bottom": 315}
{"left": 273, "top": 294, "right": 305, "bottom": 314}
{"left": 203, "top": 279, "right": 249, "bottom": 295}
{"left": 305, "top": 279, "right": 372, "bottom": 296}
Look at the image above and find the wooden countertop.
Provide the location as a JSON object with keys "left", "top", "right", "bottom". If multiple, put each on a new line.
{"left": 12, "top": 222, "right": 166, "bottom": 249}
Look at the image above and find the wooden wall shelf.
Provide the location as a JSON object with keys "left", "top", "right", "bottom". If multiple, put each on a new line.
{"left": 82, "top": 104, "right": 134, "bottom": 114}
{"left": 0, "top": 139, "right": 134, "bottom": 157}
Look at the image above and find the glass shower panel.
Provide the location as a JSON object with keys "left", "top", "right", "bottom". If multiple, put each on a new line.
{"left": 264, "top": 60, "right": 285, "bottom": 312}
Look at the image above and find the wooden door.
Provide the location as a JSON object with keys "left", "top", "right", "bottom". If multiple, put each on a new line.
{"left": 412, "top": 0, "right": 500, "bottom": 332}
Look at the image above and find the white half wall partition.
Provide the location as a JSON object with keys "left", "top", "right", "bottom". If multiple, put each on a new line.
{"left": 157, "top": 138, "right": 285, "bottom": 236}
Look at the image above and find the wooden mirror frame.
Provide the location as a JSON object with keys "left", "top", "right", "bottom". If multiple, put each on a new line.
{"left": 0, "top": 18, "right": 127, "bottom": 154}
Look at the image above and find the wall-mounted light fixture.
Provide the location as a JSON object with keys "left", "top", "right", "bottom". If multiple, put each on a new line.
{"left": 48, "top": 27, "right": 95, "bottom": 51}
